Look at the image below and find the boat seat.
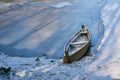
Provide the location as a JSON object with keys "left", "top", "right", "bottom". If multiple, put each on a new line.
{"left": 69, "top": 41, "right": 88, "bottom": 45}
{"left": 80, "top": 31, "right": 88, "bottom": 34}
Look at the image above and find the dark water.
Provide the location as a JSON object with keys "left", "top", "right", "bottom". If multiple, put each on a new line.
{"left": 0, "top": 0, "right": 106, "bottom": 59}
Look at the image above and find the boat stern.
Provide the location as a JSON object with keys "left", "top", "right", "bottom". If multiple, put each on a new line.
{"left": 63, "top": 51, "right": 71, "bottom": 63}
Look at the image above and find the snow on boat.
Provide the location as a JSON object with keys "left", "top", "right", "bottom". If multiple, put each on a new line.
{"left": 63, "top": 24, "right": 91, "bottom": 63}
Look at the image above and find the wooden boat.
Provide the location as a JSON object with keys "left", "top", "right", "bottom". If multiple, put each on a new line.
{"left": 63, "top": 24, "right": 91, "bottom": 63}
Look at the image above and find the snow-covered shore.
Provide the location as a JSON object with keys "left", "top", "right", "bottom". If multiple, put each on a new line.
{"left": 1, "top": 0, "right": 120, "bottom": 80}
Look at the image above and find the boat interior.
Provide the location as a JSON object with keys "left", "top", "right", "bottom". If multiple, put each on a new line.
{"left": 68, "top": 30, "right": 89, "bottom": 55}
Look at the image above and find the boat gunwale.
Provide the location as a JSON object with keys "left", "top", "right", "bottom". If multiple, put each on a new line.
{"left": 64, "top": 27, "right": 90, "bottom": 56}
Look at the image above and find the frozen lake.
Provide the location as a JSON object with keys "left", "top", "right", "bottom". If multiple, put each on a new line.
{"left": 0, "top": 0, "right": 105, "bottom": 59}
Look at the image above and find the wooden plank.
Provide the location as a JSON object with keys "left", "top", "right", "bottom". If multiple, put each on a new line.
{"left": 69, "top": 41, "right": 88, "bottom": 45}
{"left": 80, "top": 31, "right": 88, "bottom": 34}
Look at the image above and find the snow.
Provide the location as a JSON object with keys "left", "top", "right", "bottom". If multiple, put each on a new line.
{"left": 0, "top": 0, "right": 120, "bottom": 80}
{"left": 52, "top": 2, "right": 72, "bottom": 8}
